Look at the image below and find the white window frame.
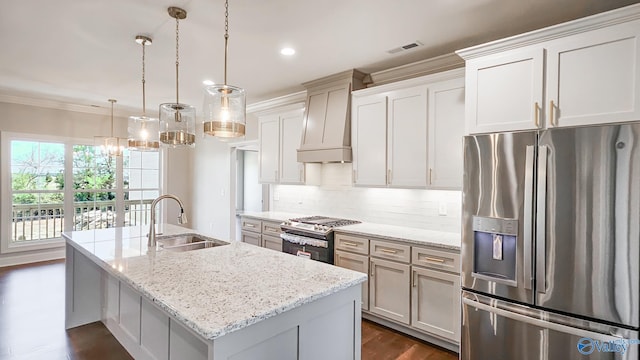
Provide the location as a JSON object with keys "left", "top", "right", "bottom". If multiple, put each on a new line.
{"left": 0, "top": 132, "right": 164, "bottom": 254}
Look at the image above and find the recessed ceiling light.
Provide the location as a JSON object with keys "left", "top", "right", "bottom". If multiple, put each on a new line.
{"left": 203, "top": 79, "right": 215, "bottom": 86}
{"left": 280, "top": 47, "right": 295, "bottom": 56}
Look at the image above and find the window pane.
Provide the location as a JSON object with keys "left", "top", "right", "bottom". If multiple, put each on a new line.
{"left": 142, "top": 169, "right": 159, "bottom": 188}
{"left": 10, "top": 140, "right": 65, "bottom": 243}
{"left": 141, "top": 152, "right": 159, "bottom": 170}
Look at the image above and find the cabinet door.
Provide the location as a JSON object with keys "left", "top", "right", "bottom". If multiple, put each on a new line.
{"left": 335, "top": 250, "right": 369, "bottom": 311}
{"left": 387, "top": 86, "right": 428, "bottom": 188}
{"left": 241, "top": 231, "right": 261, "bottom": 246}
{"left": 428, "top": 78, "right": 465, "bottom": 189}
{"left": 279, "top": 111, "right": 305, "bottom": 184}
{"left": 259, "top": 115, "right": 280, "bottom": 183}
{"left": 352, "top": 94, "right": 387, "bottom": 186}
{"left": 546, "top": 20, "right": 640, "bottom": 128}
{"left": 369, "top": 258, "right": 410, "bottom": 324}
{"left": 466, "top": 48, "right": 544, "bottom": 134}
{"left": 411, "top": 267, "right": 460, "bottom": 342}
{"left": 262, "top": 234, "right": 283, "bottom": 251}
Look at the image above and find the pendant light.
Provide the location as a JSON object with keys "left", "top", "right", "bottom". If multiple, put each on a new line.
{"left": 159, "top": 7, "right": 196, "bottom": 148}
{"left": 203, "top": 0, "right": 246, "bottom": 138}
{"left": 95, "top": 99, "right": 125, "bottom": 157}
{"left": 128, "top": 35, "right": 160, "bottom": 151}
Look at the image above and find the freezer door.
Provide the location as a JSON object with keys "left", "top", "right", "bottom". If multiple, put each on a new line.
{"left": 461, "top": 291, "right": 639, "bottom": 360}
{"left": 537, "top": 124, "right": 640, "bottom": 327}
{"left": 462, "top": 131, "right": 537, "bottom": 304}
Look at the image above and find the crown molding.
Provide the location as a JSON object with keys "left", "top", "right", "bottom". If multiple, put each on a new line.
{"left": 456, "top": 3, "right": 640, "bottom": 60}
{"left": 367, "top": 53, "right": 464, "bottom": 87}
{"left": 0, "top": 93, "right": 140, "bottom": 117}
{"left": 353, "top": 68, "right": 465, "bottom": 97}
{"left": 246, "top": 91, "right": 307, "bottom": 115}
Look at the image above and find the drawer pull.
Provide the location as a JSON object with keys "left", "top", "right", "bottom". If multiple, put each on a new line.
{"left": 244, "top": 223, "right": 255, "bottom": 228}
{"left": 265, "top": 226, "right": 279, "bottom": 232}
{"left": 423, "top": 256, "right": 446, "bottom": 263}
{"left": 342, "top": 241, "right": 359, "bottom": 247}
{"left": 380, "top": 248, "right": 398, "bottom": 254}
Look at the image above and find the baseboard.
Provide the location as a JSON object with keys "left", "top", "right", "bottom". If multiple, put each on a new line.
{"left": 362, "top": 312, "right": 460, "bottom": 353}
{"left": 0, "top": 247, "right": 65, "bottom": 267}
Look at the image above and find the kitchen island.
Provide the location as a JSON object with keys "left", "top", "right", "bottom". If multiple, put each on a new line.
{"left": 63, "top": 225, "right": 366, "bottom": 360}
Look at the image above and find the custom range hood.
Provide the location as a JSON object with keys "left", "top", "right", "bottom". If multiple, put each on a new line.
{"left": 297, "top": 69, "right": 367, "bottom": 163}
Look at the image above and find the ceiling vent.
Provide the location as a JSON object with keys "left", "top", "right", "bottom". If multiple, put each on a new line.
{"left": 387, "top": 41, "right": 424, "bottom": 54}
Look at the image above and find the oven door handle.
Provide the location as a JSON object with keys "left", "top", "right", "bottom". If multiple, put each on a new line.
{"left": 280, "top": 233, "right": 329, "bottom": 248}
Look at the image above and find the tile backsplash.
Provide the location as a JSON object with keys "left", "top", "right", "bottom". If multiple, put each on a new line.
{"left": 271, "top": 164, "right": 462, "bottom": 233}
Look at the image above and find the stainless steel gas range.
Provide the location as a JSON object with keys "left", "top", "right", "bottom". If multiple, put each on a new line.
{"left": 280, "top": 216, "right": 361, "bottom": 264}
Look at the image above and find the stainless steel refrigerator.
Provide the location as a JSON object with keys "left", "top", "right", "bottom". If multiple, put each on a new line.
{"left": 461, "top": 124, "right": 640, "bottom": 359}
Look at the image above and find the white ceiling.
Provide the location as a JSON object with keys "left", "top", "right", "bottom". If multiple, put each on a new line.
{"left": 0, "top": 0, "right": 637, "bottom": 115}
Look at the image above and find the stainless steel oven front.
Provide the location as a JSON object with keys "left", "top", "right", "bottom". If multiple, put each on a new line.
{"left": 280, "top": 233, "right": 334, "bottom": 264}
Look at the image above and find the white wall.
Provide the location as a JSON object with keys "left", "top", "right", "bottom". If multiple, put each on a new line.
{"left": 190, "top": 136, "right": 232, "bottom": 239}
{"left": 271, "top": 164, "right": 462, "bottom": 233}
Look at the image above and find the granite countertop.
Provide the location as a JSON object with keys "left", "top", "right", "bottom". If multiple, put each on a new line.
{"left": 237, "top": 211, "right": 309, "bottom": 222}
{"left": 237, "top": 211, "right": 461, "bottom": 250}
{"left": 336, "top": 223, "right": 461, "bottom": 250}
{"left": 62, "top": 225, "right": 366, "bottom": 341}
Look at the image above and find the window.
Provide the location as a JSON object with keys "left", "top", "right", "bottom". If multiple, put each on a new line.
{"left": 10, "top": 141, "right": 65, "bottom": 242}
{"left": 1, "top": 133, "right": 162, "bottom": 253}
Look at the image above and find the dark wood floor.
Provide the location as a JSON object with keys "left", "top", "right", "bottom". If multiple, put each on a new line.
{"left": 0, "top": 260, "right": 457, "bottom": 360}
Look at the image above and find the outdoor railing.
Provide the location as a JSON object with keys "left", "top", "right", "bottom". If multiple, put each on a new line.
{"left": 11, "top": 199, "right": 154, "bottom": 242}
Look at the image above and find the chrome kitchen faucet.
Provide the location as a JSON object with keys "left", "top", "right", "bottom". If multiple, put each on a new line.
{"left": 148, "top": 194, "right": 187, "bottom": 247}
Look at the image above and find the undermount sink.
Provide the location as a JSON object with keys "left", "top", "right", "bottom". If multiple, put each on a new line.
{"left": 156, "top": 234, "right": 228, "bottom": 252}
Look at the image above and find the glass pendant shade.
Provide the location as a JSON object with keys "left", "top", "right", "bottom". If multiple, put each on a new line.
{"left": 95, "top": 99, "right": 125, "bottom": 157}
{"left": 203, "top": 84, "right": 246, "bottom": 138}
{"left": 95, "top": 136, "right": 125, "bottom": 157}
{"left": 159, "top": 103, "right": 196, "bottom": 147}
{"left": 128, "top": 115, "right": 160, "bottom": 151}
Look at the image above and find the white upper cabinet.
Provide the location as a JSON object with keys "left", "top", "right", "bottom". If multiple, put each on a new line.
{"left": 352, "top": 94, "right": 387, "bottom": 186}
{"left": 351, "top": 69, "right": 465, "bottom": 190}
{"left": 546, "top": 20, "right": 640, "bottom": 128}
{"left": 279, "top": 112, "right": 305, "bottom": 184}
{"left": 258, "top": 106, "right": 318, "bottom": 185}
{"left": 458, "top": 5, "right": 640, "bottom": 134}
{"left": 465, "top": 49, "right": 544, "bottom": 134}
{"left": 387, "top": 86, "right": 428, "bottom": 188}
{"left": 259, "top": 115, "right": 280, "bottom": 183}
{"left": 428, "top": 78, "right": 465, "bottom": 189}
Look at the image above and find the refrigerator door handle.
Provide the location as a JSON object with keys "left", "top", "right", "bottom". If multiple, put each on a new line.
{"left": 536, "top": 145, "right": 548, "bottom": 294}
{"left": 462, "top": 296, "right": 624, "bottom": 342}
{"left": 523, "top": 146, "right": 535, "bottom": 290}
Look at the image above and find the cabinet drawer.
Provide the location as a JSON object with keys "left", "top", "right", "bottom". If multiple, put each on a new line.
{"left": 370, "top": 239, "right": 410, "bottom": 263}
{"left": 262, "top": 220, "right": 283, "bottom": 237}
{"left": 241, "top": 218, "right": 262, "bottom": 233}
{"left": 262, "top": 234, "right": 283, "bottom": 252}
{"left": 335, "top": 233, "right": 369, "bottom": 255}
{"left": 241, "top": 231, "right": 261, "bottom": 246}
{"left": 412, "top": 246, "right": 460, "bottom": 273}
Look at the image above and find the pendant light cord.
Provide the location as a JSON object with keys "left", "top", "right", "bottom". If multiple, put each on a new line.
{"left": 175, "top": 16, "right": 180, "bottom": 104}
{"left": 224, "top": 0, "right": 229, "bottom": 85}
{"left": 109, "top": 99, "right": 116, "bottom": 137}
{"left": 142, "top": 39, "right": 147, "bottom": 116}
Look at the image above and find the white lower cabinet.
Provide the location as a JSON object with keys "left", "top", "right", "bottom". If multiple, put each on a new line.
{"left": 369, "top": 257, "right": 411, "bottom": 325}
{"left": 241, "top": 231, "right": 261, "bottom": 246}
{"left": 335, "top": 250, "right": 369, "bottom": 311}
{"left": 262, "top": 234, "right": 282, "bottom": 251}
{"left": 334, "top": 231, "right": 461, "bottom": 349}
{"left": 411, "top": 266, "right": 460, "bottom": 342}
{"left": 141, "top": 298, "right": 170, "bottom": 360}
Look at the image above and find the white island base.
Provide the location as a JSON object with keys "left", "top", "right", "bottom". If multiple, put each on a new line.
{"left": 65, "top": 242, "right": 363, "bottom": 360}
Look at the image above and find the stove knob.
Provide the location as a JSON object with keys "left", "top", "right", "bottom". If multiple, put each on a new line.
{"left": 283, "top": 220, "right": 291, "bottom": 225}
{"left": 314, "top": 224, "right": 320, "bottom": 230}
